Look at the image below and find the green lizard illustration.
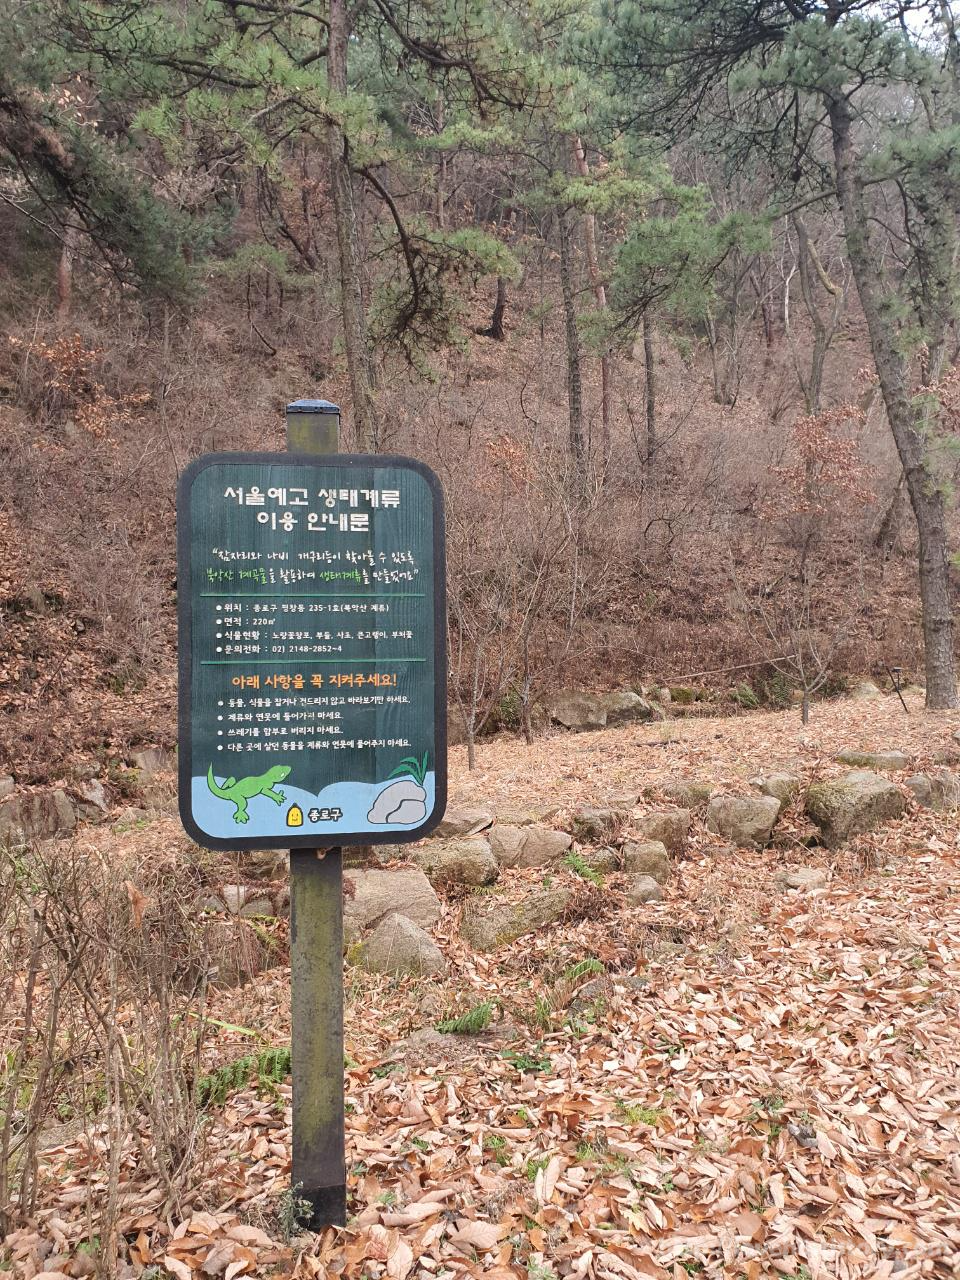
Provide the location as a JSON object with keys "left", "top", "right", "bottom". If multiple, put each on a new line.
{"left": 206, "top": 764, "right": 291, "bottom": 824}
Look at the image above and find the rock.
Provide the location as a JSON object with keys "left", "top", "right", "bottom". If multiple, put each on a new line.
{"left": 77, "top": 778, "right": 109, "bottom": 813}
{"left": 0, "top": 776, "right": 14, "bottom": 799}
{"left": 706, "top": 795, "right": 780, "bottom": 847}
{"left": 433, "top": 807, "right": 494, "bottom": 838}
{"left": 774, "top": 867, "right": 827, "bottom": 892}
{"left": 583, "top": 846, "right": 621, "bottom": 873}
{"left": 624, "top": 875, "right": 663, "bottom": 904}
{"left": 203, "top": 918, "right": 274, "bottom": 988}
{"left": 635, "top": 809, "right": 690, "bottom": 857}
{"left": 805, "top": 770, "right": 906, "bottom": 846}
{"left": 494, "top": 805, "right": 559, "bottom": 826}
{"left": 835, "top": 749, "right": 911, "bottom": 772}
{"left": 359, "top": 913, "right": 444, "bottom": 976}
{"left": 240, "top": 848, "right": 289, "bottom": 879}
{"left": 367, "top": 778, "right": 427, "bottom": 824}
{"left": 570, "top": 806, "right": 628, "bottom": 842}
{"left": 545, "top": 692, "right": 608, "bottom": 732}
{"left": 215, "top": 884, "right": 275, "bottom": 917}
{"left": 220, "top": 884, "right": 248, "bottom": 914}
{"left": 850, "top": 680, "right": 883, "bottom": 700}
{"left": 622, "top": 840, "right": 671, "bottom": 884}
{"left": 413, "top": 837, "right": 498, "bottom": 887}
{"left": 461, "top": 886, "right": 571, "bottom": 952}
{"left": 342, "top": 868, "right": 441, "bottom": 943}
{"left": 488, "top": 825, "right": 527, "bottom": 866}
{"left": 240, "top": 896, "right": 274, "bottom": 918}
{"left": 905, "top": 769, "right": 960, "bottom": 811}
{"left": 598, "top": 691, "right": 659, "bottom": 725}
{"left": 651, "top": 779, "right": 713, "bottom": 809}
{"left": 572, "top": 974, "right": 648, "bottom": 1010}
{"left": 751, "top": 772, "right": 801, "bottom": 809}
{"left": 513, "top": 826, "right": 573, "bottom": 868}
{"left": 0, "top": 789, "right": 77, "bottom": 846}
{"left": 130, "top": 746, "right": 174, "bottom": 776}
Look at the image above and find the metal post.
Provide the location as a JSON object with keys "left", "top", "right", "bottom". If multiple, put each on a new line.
{"left": 286, "top": 398, "right": 346, "bottom": 1228}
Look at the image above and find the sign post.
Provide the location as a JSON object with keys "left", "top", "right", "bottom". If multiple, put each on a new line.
{"left": 287, "top": 399, "right": 346, "bottom": 1228}
{"left": 176, "top": 400, "right": 446, "bottom": 1230}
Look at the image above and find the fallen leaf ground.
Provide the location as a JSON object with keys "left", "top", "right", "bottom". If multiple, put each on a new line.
{"left": 5, "top": 692, "right": 960, "bottom": 1279}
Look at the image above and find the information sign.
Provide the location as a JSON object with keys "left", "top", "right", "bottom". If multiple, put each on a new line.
{"left": 177, "top": 452, "right": 446, "bottom": 848}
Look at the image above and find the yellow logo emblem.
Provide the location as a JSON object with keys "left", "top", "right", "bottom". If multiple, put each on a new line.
{"left": 286, "top": 804, "right": 304, "bottom": 828}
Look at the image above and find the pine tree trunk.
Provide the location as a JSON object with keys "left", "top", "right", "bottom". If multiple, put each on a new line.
{"left": 326, "top": 0, "right": 377, "bottom": 450}
{"left": 558, "top": 208, "right": 585, "bottom": 484}
{"left": 643, "top": 313, "right": 656, "bottom": 466}
{"left": 571, "top": 136, "right": 612, "bottom": 463}
{"left": 827, "top": 93, "right": 957, "bottom": 708}
{"left": 56, "top": 224, "right": 77, "bottom": 322}
{"left": 478, "top": 276, "right": 506, "bottom": 339}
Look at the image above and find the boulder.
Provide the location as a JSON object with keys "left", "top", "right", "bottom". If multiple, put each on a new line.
{"left": 215, "top": 884, "right": 275, "bottom": 917}
{"left": 488, "top": 825, "right": 527, "bottom": 867}
{"left": 651, "top": 779, "right": 713, "bottom": 809}
{"left": 624, "top": 875, "right": 663, "bottom": 904}
{"left": 359, "top": 913, "right": 444, "bottom": 976}
{"left": 241, "top": 848, "right": 290, "bottom": 879}
{"left": 583, "top": 846, "right": 621, "bottom": 873}
{"left": 622, "top": 840, "right": 671, "bottom": 884}
{"left": 514, "top": 826, "right": 573, "bottom": 868}
{"left": 413, "top": 837, "right": 498, "bottom": 887}
{"left": 494, "top": 805, "right": 559, "bottom": 826}
{"left": 774, "top": 867, "right": 827, "bottom": 892}
{"left": 76, "top": 778, "right": 110, "bottom": 816}
{"left": 491, "top": 824, "right": 572, "bottom": 869}
{"left": 598, "top": 691, "right": 660, "bottom": 726}
{"left": 835, "top": 749, "right": 911, "bottom": 772}
{"left": 203, "top": 918, "right": 274, "bottom": 988}
{"left": 905, "top": 769, "right": 960, "bottom": 812}
{"left": 130, "top": 746, "right": 174, "bottom": 776}
{"left": 706, "top": 795, "right": 780, "bottom": 848}
{"left": 751, "top": 772, "right": 801, "bottom": 808}
{"left": 545, "top": 692, "right": 607, "bottom": 732}
{"left": 461, "top": 886, "right": 571, "bottom": 952}
{"left": 343, "top": 868, "right": 441, "bottom": 943}
{"left": 850, "top": 680, "right": 883, "bottom": 700}
{"left": 805, "top": 770, "right": 906, "bottom": 846}
{"left": 635, "top": 809, "right": 690, "bottom": 857}
{"left": 0, "top": 789, "right": 77, "bottom": 846}
{"left": 433, "top": 807, "right": 494, "bottom": 838}
{"left": 570, "top": 806, "right": 628, "bottom": 842}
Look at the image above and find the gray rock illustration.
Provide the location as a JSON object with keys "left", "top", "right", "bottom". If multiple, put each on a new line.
{"left": 368, "top": 778, "right": 428, "bottom": 825}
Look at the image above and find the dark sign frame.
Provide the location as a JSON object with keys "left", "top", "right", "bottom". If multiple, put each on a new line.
{"left": 177, "top": 451, "right": 447, "bottom": 851}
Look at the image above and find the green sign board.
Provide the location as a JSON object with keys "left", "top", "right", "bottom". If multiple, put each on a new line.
{"left": 177, "top": 453, "right": 446, "bottom": 849}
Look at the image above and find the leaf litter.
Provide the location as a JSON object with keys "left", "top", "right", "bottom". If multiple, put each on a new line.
{"left": 4, "top": 692, "right": 960, "bottom": 1277}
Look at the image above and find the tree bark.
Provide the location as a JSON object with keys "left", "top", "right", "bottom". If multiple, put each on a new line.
{"left": 558, "top": 208, "right": 586, "bottom": 485}
{"left": 326, "top": 0, "right": 378, "bottom": 450}
{"left": 827, "top": 93, "right": 957, "bottom": 708}
{"left": 478, "top": 275, "right": 506, "bottom": 339}
{"left": 571, "top": 135, "right": 612, "bottom": 463}
{"left": 643, "top": 312, "right": 656, "bottom": 466}
{"left": 56, "top": 224, "right": 77, "bottom": 321}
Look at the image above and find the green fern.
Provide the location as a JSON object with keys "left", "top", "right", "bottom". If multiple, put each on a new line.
{"left": 197, "top": 1045, "right": 291, "bottom": 1108}
{"left": 436, "top": 1000, "right": 494, "bottom": 1034}
{"left": 563, "top": 958, "right": 604, "bottom": 982}
{"left": 562, "top": 850, "right": 603, "bottom": 886}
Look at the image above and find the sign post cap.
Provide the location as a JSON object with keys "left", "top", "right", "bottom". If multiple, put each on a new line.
{"left": 286, "top": 399, "right": 341, "bottom": 415}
